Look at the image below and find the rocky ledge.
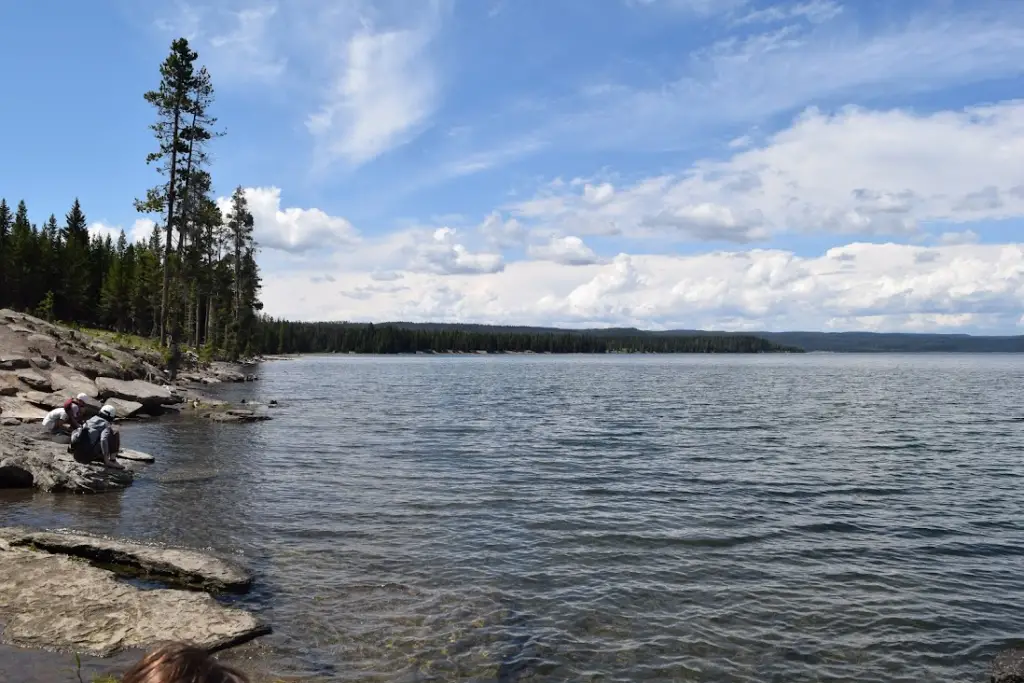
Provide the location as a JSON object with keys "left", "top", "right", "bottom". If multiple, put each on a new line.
{"left": 0, "top": 527, "right": 251, "bottom": 593}
{"left": 0, "top": 430, "right": 137, "bottom": 493}
{"left": 0, "top": 529, "right": 268, "bottom": 657}
{"left": 0, "top": 309, "right": 263, "bottom": 425}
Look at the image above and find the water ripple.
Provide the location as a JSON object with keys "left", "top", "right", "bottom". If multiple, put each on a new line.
{"left": 4, "top": 354, "right": 1024, "bottom": 682}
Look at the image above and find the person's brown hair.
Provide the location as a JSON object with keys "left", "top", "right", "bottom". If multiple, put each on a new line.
{"left": 120, "top": 642, "right": 249, "bottom": 683}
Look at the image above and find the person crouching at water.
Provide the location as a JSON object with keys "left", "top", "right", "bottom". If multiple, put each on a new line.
{"left": 63, "top": 392, "right": 89, "bottom": 429}
{"left": 71, "top": 404, "right": 124, "bottom": 469}
{"left": 41, "top": 406, "right": 72, "bottom": 436}
{"left": 120, "top": 642, "right": 249, "bottom": 683}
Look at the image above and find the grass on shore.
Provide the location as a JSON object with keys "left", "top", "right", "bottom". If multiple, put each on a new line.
{"left": 74, "top": 326, "right": 163, "bottom": 354}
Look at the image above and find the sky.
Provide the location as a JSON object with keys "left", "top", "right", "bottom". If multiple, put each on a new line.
{"left": 2, "top": 0, "right": 1024, "bottom": 333}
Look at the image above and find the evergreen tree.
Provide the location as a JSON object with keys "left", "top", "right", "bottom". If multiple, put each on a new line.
{"left": 136, "top": 37, "right": 202, "bottom": 345}
{"left": 8, "top": 201, "right": 36, "bottom": 311}
{"left": 0, "top": 199, "right": 12, "bottom": 307}
{"left": 61, "top": 199, "right": 91, "bottom": 321}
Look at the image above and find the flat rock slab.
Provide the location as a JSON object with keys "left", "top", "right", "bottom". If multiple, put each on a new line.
{"left": 104, "top": 396, "right": 145, "bottom": 418}
{"left": 0, "top": 397, "right": 47, "bottom": 422}
{"left": 15, "top": 369, "right": 51, "bottom": 392}
{"left": 116, "top": 448, "right": 154, "bottom": 463}
{"left": 96, "top": 377, "right": 183, "bottom": 408}
{"left": 0, "top": 543, "right": 268, "bottom": 657}
{"left": 0, "top": 527, "right": 253, "bottom": 593}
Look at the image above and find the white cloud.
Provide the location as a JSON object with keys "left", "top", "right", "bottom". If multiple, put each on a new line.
{"left": 508, "top": 101, "right": 1024, "bottom": 242}
{"left": 535, "top": 9, "right": 1024, "bottom": 155}
{"left": 155, "top": 3, "right": 285, "bottom": 83}
{"left": 938, "top": 230, "right": 981, "bottom": 246}
{"left": 404, "top": 227, "right": 505, "bottom": 275}
{"left": 89, "top": 219, "right": 157, "bottom": 245}
{"left": 528, "top": 236, "right": 601, "bottom": 265}
{"left": 258, "top": 241, "right": 1024, "bottom": 333}
{"left": 306, "top": 25, "right": 438, "bottom": 167}
{"left": 206, "top": 5, "right": 286, "bottom": 82}
{"left": 220, "top": 186, "right": 358, "bottom": 253}
{"left": 734, "top": 0, "right": 842, "bottom": 26}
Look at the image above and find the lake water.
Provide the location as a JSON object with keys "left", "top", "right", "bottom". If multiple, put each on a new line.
{"left": 4, "top": 354, "right": 1024, "bottom": 682}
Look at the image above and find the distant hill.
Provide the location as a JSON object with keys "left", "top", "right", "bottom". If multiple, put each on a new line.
{"left": 377, "top": 322, "right": 1024, "bottom": 353}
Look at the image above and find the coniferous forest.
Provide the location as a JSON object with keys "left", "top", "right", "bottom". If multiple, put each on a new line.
{"left": 0, "top": 37, "right": 799, "bottom": 360}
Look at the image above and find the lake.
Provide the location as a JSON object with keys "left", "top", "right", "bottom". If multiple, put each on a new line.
{"left": 4, "top": 354, "right": 1024, "bottom": 682}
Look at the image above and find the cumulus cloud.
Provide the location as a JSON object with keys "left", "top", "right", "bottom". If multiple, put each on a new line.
{"left": 258, "top": 241, "right": 1024, "bottom": 333}
{"left": 508, "top": 101, "right": 1024, "bottom": 242}
{"left": 220, "top": 187, "right": 358, "bottom": 253}
{"left": 404, "top": 227, "right": 505, "bottom": 275}
{"left": 528, "top": 236, "right": 601, "bottom": 265}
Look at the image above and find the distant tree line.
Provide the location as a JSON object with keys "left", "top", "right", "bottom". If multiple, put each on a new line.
{"left": 253, "top": 320, "right": 801, "bottom": 354}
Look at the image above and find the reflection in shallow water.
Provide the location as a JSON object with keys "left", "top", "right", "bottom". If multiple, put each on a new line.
{"left": 3, "top": 354, "right": 1024, "bottom": 681}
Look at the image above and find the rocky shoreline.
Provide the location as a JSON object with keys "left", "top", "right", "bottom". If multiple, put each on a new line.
{"left": 0, "top": 527, "right": 268, "bottom": 658}
{"left": 0, "top": 308, "right": 265, "bottom": 427}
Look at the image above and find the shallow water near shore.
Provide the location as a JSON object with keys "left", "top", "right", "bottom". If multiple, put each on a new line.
{"left": 4, "top": 353, "right": 1024, "bottom": 682}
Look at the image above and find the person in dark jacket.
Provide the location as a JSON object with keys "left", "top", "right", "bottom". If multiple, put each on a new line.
{"left": 71, "top": 404, "right": 124, "bottom": 469}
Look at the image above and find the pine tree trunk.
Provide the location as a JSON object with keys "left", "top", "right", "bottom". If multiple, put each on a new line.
{"left": 159, "top": 108, "right": 182, "bottom": 347}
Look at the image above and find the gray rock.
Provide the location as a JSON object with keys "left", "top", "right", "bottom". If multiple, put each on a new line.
{"left": 29, "top": 357, "right": 51, "bottom": 370}
{"left": 0, "top": 373, "right": 20, "bottom": 397}
{"left": 0, "top": 355, "right": 30, "bottom": 371}
{"left": 0, "top": 527, "right": 251, "bottom": 593}
{"left": 104, "top": 397, "right": 145, "bottom": 419}
{"left": 14, "top": 369, "right": 51, "bottom": 392}
{"left": 49, "top": 368, "right": 98, "bottom": 398}
{"left": 22, "top": 392, "right": 65, "bottom": 410}
{"left": 0, "top": 432, "right": 133, "bottom": 493}
{"left": 0, "top": 398, "right": 47, "bottom": 423}
{"left": 0, "top": 543, "right": 268, "bottom": 657}
{"left": 95, "top": 377, "right": 183, "bottom": 408}
{"left": 7, "top": 324, "right": 32, "bottom": 334}
{"left": 994, "top": 648, "right": 1024, "bottom": 683}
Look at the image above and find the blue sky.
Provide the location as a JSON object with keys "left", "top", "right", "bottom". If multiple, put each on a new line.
{"left": 2, "top": 0, "right": 1024, "bottom": 332}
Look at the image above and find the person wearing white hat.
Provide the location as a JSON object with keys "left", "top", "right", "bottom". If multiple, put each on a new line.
{"left": 70, "top": 404, "right": 124, "bottom": 469}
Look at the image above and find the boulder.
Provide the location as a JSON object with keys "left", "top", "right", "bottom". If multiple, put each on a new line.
{"left": 0, "top": 527, "right": 251, "bottom": 593}
{"left": 29, "top": 357, "right": 51, "bottom": 370}
{"left": 0, "top": 355, "right": 30, "bottom": 371}
{"left": 104, "top": 397, "right": 145, "bottom": 419}
{"left": 49, "top": 367, "right": 98, "bottom": 398}
{"left": 0, "top": 543, "right": 268, "bottom": 657}
{"left": 95, "top": 377, "right": 183, "bottom": 409}
{"left": 0, "top": 373, "right": 20, "bottom": 397}
{"left": 0, "top": 398, "right": 47, "bottom": 423}
{"left": 7, "top": 324, "right": 32, "bottom": 334}
{"left": 14, "top": 369, "right": 51, "bottom": 392}
{"left": 0, "top": 451, "right": 133, "bottom": 493}
{"left": 22, "top": 392, "right": 65, "bottom": 410}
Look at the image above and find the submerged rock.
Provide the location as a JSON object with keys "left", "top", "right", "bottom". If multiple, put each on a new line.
{"left": 204, "top": 409, "right": 272, "bottom": 424}
{"left": 0, "top": 540, "right": 268, "bottom": 657}
{"left": 0, "top": 527, "right": 252, "bottom": 593}
{"left": 993, "top": 648, "right": 1024, "bottom": 683}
